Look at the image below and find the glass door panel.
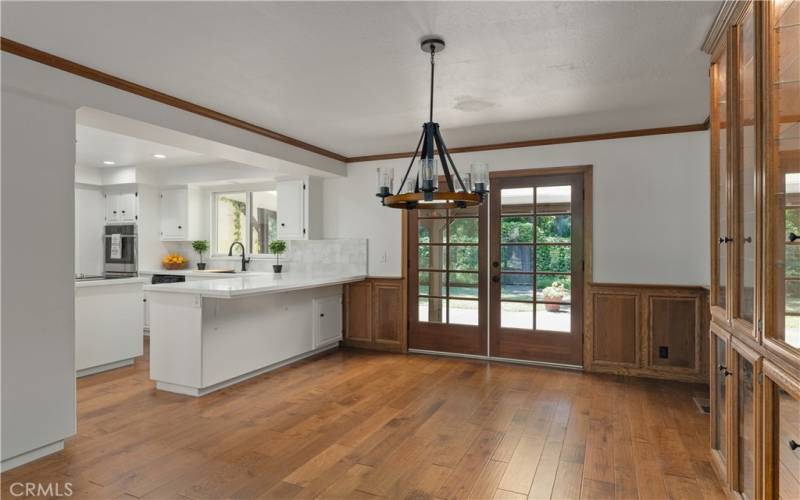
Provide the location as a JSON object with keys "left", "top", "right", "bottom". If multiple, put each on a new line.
{"left": 735, "top": 348, "right": 756, "bottom": 500}
{"left": 714, "top": 49, "right": 731, "bottom": 312}
{"left": 738, "top": 5, "right": 757, "bottom": 326}
{"left": 711, "top": 331, "right": 730, "bottom": 478}
{"left": 490, "top": 174, "right": 583, "bottom": 365}
{"left": 765, "top": 362, "right": 800, "bottom": 500}
{"left": 768, "top": 0, "right": 800, "bottom": 353}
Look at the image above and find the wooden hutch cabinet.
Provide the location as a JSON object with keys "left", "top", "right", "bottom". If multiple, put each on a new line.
{"left": 704, "top": 1, "right": 800, "bottom": 498}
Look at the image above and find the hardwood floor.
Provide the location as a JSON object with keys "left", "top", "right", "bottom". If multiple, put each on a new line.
{"left": 2, "top": 342, "right": 725, "bottom": 500}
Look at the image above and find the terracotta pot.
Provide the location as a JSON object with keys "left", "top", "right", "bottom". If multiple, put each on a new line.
{"left": 544, "top": 298, "right": 562, "bottom": 312}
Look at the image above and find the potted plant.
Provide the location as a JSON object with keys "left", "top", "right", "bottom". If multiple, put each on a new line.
{"left": 268, "top": 240, "right": 287, "bottom": 273}
{"left": 542, "top": 281, "right": 566, "bottom": 312}
{"left": 192, "top": 240, "right": 209, "bottom": 270}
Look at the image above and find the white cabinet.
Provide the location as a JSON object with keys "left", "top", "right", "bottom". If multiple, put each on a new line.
{"left": 160, "top": 187, "right": 203, "bottom": 241}
{"left": 277, "top": 180, "right": 306, "bottom": 240}
{"left": 105, "top": 191, "right": 137, "bottom": 223}
{"left": 313, "top": 295, "right": 342, "bottom": 347}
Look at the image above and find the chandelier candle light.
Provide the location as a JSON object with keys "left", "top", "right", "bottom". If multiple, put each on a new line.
{"left": 376, "top": 36, "right": 490, "bottom": 210}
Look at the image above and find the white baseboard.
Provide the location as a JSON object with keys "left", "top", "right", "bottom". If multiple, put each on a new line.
{"left": 155, "top": 344, "right": 339, "bottom": 397}
{"left": 1, "top": 440, "right": 63, "bottom": 472}
{"left": 76, "top": 358, "right": 134, "bottom": 378}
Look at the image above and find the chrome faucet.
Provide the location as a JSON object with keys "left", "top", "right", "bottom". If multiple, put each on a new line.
{"left": 228, "top": 241, "right": 250, "bottom": 272}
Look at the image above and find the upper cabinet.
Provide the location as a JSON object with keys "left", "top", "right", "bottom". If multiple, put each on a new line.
{"left": 105, "top": 190, "right": 137, "bottom": 223}
{"left": 709, "top": 3, "right": 764, "bottom": 340}
{"left": 766, "top": 0, "right": 800, "bottom": 363}
{"left": 160, "top": 187, "right": 203, "bottom": 241}
{"left": 277, "top": 180, "right": 305, "bottom": 240}
{"left": 276, "top": 177, "right": 321, "bottom": 240}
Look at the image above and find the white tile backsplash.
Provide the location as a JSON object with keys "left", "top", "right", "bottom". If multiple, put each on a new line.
{"left": 163, "top": 239, "right": 367, "bottom": 274}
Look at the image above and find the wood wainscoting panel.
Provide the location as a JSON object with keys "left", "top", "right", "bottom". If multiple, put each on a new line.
{"left": 586, "top": 283, "right": 709, "bottom": 383}
{"left": 372, "top": 279, "right": 404, "bottom": 347}
{"left": 343, "top": 277, "right": 406, "bottom": 353}
{"left": 591, "top": 292, "right": 639, "bottom": 366}
{"left": 649, "top": 295, "right": 699, "bottom": 370}
{"left": 344, "top": 281, "right": 373, "bottom": 342}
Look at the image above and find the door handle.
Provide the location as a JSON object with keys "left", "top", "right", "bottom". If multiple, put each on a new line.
{"left": 718, "top": 364, "right": 732, "bottom": 377}
{"left": 790, "top": 233, "right": 799, "bottom": 242}
{"left": 492, "top": 261, "right": 499, "bottom": 268}
{"left": 790, "top": 440, "right": 799, "bottom": 451}
{"left": 491, "top": 275, "right": 500, "bottom": 283}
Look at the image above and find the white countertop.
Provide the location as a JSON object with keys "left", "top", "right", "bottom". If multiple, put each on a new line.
{"left": 75, "top": 277, "right": 148, "bottom": 289}
{"left": 143, "top": 271, "right": 366, "bottom": 298}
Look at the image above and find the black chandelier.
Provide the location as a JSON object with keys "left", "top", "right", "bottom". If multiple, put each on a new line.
{"left": 376, "top": 36, "right": 489, "bottom": 210}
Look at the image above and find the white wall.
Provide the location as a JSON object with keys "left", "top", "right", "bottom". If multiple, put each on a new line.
{"left": 75, "top": 185, "right": 105, "bottom": 276}
{"left": 0, "top": 50, "right": 344, "bottom": 470}
{"left": 323, "top": 131, "right": 710, "bottom": 286}
{"left": 1, "top": 89, "right": 77, "bottom": 467}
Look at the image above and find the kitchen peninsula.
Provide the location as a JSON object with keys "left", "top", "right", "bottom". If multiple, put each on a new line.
{"left": 144, "top": 271, "right": 365, "bottom": 396}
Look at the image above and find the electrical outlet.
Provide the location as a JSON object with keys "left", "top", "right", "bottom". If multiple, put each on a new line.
{"left": 658, "top": 346, "right": 669, "bottom": 359}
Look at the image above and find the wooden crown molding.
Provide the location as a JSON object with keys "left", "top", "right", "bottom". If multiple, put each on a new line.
{"left": 1, "top": 37, "right": 711, "bottom": 167}
{"left": 346, "top": 121, "right": 710, "bottom": 163}
{"left": 702, "top": 1, "right": 747, "bottom": 54}
{"left": 0, "top": 37, "right": 348, "bottom": 163}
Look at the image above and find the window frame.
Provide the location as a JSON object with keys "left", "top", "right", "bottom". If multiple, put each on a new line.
{"left": 211, "top": 188, "right": 278, "bottom": 258}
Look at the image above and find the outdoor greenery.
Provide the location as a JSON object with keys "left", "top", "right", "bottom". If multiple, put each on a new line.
{"left": 417, "top": 214, "right": 573, "bottom": 299}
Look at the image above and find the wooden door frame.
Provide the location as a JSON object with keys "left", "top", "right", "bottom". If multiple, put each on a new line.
{"left": 402, "top": 165, "right": 592, "bottom": 361}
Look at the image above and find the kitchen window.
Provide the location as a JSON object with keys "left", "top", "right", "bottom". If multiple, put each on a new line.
{"left": 212, "top": 189, "right": 278, "bottom": 256}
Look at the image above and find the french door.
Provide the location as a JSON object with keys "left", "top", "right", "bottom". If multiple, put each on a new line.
{"left": 407, "top": 196, "right": 488, "bottom": 355}
{"left": 489, "top": 173, "right": 584, "bottom": 365}
{"left": 407, "top": 171, "right": 585, "bottom": 365}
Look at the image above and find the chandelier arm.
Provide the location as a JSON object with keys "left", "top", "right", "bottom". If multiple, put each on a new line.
{"left": 397, "top": 128, "right": 425, "bottom": 195}
{"left": 432, "top": 127, "right": 455, "bottom": 192}
{"left": 434, "top": 128, "right": 469, "bottom": 192}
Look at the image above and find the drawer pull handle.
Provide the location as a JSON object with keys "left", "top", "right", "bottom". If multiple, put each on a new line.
{"left": 320, "top": 313, "right": 325, "bottom": 317}
{"left": 790, "top": 440, "right": 799, "bottom": 451}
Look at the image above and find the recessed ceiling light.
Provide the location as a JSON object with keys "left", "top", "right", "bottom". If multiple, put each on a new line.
{"left": 153, "top": 154, "right": 167, "bottom": 159}
{"left": 103, "top": 160, "right": 116, "bottom": 165}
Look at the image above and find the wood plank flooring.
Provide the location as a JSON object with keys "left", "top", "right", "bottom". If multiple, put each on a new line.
{"left": 1, "top": 343, "right": 725, "bottom": 499}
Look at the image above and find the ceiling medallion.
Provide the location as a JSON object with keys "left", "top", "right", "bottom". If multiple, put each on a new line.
{"left": 376, "top": 36, "right": 489, "bottom": 210}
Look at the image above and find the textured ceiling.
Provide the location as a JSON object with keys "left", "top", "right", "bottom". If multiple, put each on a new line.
{"left": 2, "top": 1, "right": 719, "bottom": 157}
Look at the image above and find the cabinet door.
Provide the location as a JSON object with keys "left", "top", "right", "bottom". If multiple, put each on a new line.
{"left": 314, "top": 295, "right": 343, "bottom": 347}
{"left": 732, "top": 339, "right": 761, "bottom": 500}
{"left": 277, "top": 180, "right": 304, "bottom": 239}
{"left": 710, "top": 325, "right": 732, "bottom": 482}
{"left": 117, "top": 192, "right": 137, "bottom": 222}
{"left": 105, "top": 193, "right": 119, "bottom": 222}
{"left": 712, "top": 44, "right": 733, "bottom": 321}
{"left": 764, "top": 360, "right": 800, "bottom": 500}
{"left": 160, "top": 189, "right": 187, "bottom": 240}
{"left": 765, "top": 0, "right": 800, "bottom": 364}
{"left": 734, "top": 4, "right": 758, "bottom": 334}
{"left": 345, "top": 282, "right": 372, "bottom": 342}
